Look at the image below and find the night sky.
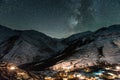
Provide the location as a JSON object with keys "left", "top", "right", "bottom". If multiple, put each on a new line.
{"left": 0, "top": 0, "right": 120, "bottom": 38}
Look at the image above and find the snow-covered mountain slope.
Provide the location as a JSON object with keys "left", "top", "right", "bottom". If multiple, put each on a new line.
{"left": 19, "top": 25, "right": 120, "bottom": 71}
{"left": 0, "top": 25, "right": 66, "bottom": 65}
{"left": 62, "top": 31, "right": 93, "bottom": 45}
{"left": 0, "top": 25, "right": 120, "bottom": 71}
{"left": 51, "top": 25, "right": 120, "bottom": 70}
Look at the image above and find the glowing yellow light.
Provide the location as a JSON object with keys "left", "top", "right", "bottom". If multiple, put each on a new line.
{"left": 76, "top": 74, "right": 82, "bottom": 77}
{"left": 17, "top": 72, "right": 25, "bottom": 75}
{"left": 44, "top": 77, "right": 52, "bottom": 80}
{"left": 79, "top": 76, "right": 85, "bottom": 79}
{"left": 105, "top": 67, "right": 110, "bottom": 70}
{"left": 108, "top": 72, "right": 114, "bottom": 76}
{"left": 118, "top": 74, "right": 120, "bottom": 78}
{"left": 84, "top": 68, "right": 91, "bottom": 72}
{"left": 7, "top": 63, "right": 17, "bottom": 71}
{"left": 116, "top": 66, "right": 120, "bottom": 70}
{"left": 63, "top": 78, "right": 68, "bottom": 80}
{"left": 9, "top": 66, "right": 16, "bottom": 70}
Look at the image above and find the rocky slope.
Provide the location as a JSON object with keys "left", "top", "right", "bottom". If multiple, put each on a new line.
{"left": 52, "top": 25, "right": 120, "bottom": 70}
{"left": 0, "top": 24, "right": 120, "bottom": 72}
{"left": 0, "top": 25, "right": 66, "bottom": 65}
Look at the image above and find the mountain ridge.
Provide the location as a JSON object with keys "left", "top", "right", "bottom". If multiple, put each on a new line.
{"left": 0, "top": 25, "right": 66, "bottom": 65}
{"left": 0, "top": 24, "right": 120, "bottom": 71}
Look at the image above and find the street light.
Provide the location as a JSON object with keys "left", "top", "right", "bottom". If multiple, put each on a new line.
{"left": 116, "top": 66, "right": 120, "bottom": 71}
{"left": 9, "top": 66, "right": 16, "bottom": 70}
{"left": 7, "top": 63, "right": 17, "bottom": 71}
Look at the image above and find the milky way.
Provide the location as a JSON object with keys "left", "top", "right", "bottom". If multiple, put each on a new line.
{"left": 0, "top": 0, "right": 120, "bottom": 38}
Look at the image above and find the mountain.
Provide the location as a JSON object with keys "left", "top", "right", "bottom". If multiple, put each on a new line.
{"left": 0, "top": 24, "right": 120, "bottom": 80}
{"left": 62, "top": 31, "right": 93, "bottom": 45}
{"left": 0, "top": 25, "right": 17, "bottom": 43}
{"left": 52, "top": 25, "right": 120, "bottom": 70}
{"left": 0, "top": 25, "right": 66, "bottom": 65}
{"left": 0, "top": 24, "right": 120, "bottom": 72}
{"left": 18, "top": 25, "right": 120, "bottom": 71}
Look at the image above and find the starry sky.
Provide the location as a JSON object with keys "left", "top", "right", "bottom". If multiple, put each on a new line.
{"left": 0, "top": 0, "right": 120, "bottom": 38}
